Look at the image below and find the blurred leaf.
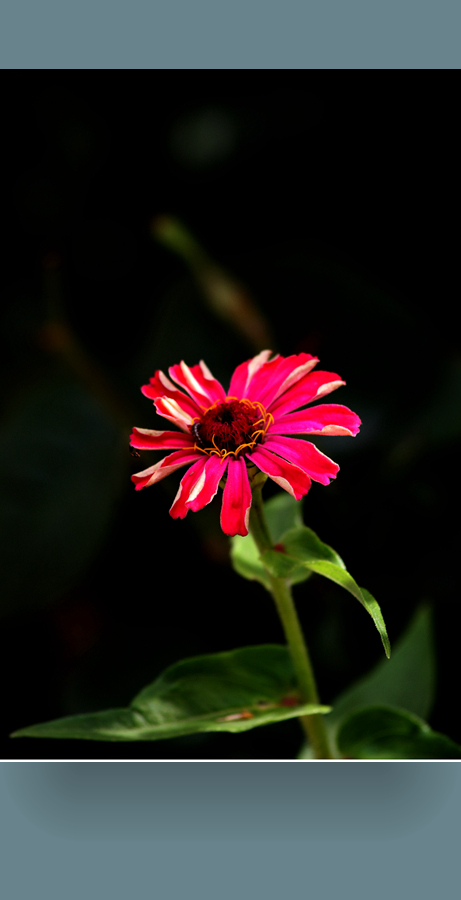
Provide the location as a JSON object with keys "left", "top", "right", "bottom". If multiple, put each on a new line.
{"left": 230, "top": 493, "right": 311, "bottom": 590}
{"left": 230, "top": 529, "right": 271, "bottom": 590}
{"left": 262, "top": 526, "right": 390, "bottom": 658}
{"left": 330, "top": 604, "right": 435, "bottom": 725}
{"left": 298, "top": 605, "right": 436, "bottom": 759}
{"left": 11, "top": 644, "right": 330, "bottom": 742}
{"left": 0, "top": 371, "right": 126, "bottom": 617}
{"left": 152, "top": 215, "right": 274, "bottom": 352}
{"left": 265, "top": 492, "right": 304, "bottom": 542}
{"left": 337, "top": 706, "right": 461, "bottom": 759}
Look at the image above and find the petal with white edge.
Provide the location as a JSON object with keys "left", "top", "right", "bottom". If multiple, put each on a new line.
{"left": 168, "top": 361, "right": 226, "bottom": 406}
{"left": 170, "top": 455, "right": 228, "bottom": 518}
{"left": 131, "top": 449, "right": 200, "bottom": 490}
{"left": 130, "top": 428, "right": 194, "bottom": 450}
{"left": 227, "top": 350, "right": 275, "bottom": 399}
{"left": 268, "top": 404, "right": 361, "bottom": 437}
{"left": 246, "top": 353, "right": 319, "bottom": 407}
{"left": 269, "top": 371, "right": 345, "bottom": 418}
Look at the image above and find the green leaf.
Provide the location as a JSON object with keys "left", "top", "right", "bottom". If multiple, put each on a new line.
{"left": 279, "top": 526, "right": 347, "bottom": 569}
{"left": 230, "top": 531, "right": 271, "bottom": 590}
{"left": 230, "top": 493, "right": 310, "bottom": 589}
{"left": 11, "top": 645, "right": 330, "bottom": 742}
{"left": 330, "top": 604, "right": 435, "bottom": 725}
{"left": 262, "top": 526, "right": 390, "bottom": 658}
{"left": 298, "top": 604, "right": 436, "bottom": 759}
{"left": 337, "top": 706, "right": 461, "bottom": 759}
{"left": 264, "top": 492, "right": 304, "bottom": 542}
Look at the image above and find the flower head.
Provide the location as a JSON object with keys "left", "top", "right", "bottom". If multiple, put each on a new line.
{"left": 130, "top": 350, "right": 361, "bottom": 536}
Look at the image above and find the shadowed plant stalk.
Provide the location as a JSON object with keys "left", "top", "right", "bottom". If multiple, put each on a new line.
{"left": 152, "top": 215, "right": 274, "bottom": 352}
{"left": 249, "top": 483, "right": 334, "bottom": 759}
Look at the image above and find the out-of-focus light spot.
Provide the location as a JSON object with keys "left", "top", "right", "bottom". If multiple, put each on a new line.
{"left": 170, "top": 107, "right": 237, "bottom": 168}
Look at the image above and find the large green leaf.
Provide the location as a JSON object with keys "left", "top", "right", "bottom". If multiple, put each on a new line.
{"left": 262, "top": 526, "right": 390, "bottom": 658}
{"left": 230, "top": 493, "right": 310, "bottom": 589}
{"left": 11, "top": 645, "right": 330, "bottom": 741}
{"left": 337, "top": 706, "right": 461, "bottom": 759}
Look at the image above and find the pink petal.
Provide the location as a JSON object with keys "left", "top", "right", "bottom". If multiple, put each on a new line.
{"left": 141, "top": 370, "right": 200, "bottom": 420}
{"left": 130, "top": 428, "right": 194, "bottom": 450}
{"left": 267, "top": 404, "right": 361, "bottom": 437}
{"left": 269, "top": 371, "right": 346, "bottom": 418}
{"left": 131, "top": 449, "right": 200, "bottom": 490}
{"left": 246, "top": 445, "right": 311, "bottom": 500}
{"left": 262, "top": 436, "right": 339, "bottom": 485}
{"left": 227, "top": 349, "right": 275, "bottom": 399}
{"left": 154, "top": 396, "right": 199, "bottom": 432}
{"left": 245, "top": 352, "right": 319, "bottom": 407}
{"left": 170, "top": 455, "right": 228, "bottom": 518}
{"left": 220, "top": 457, "right": 252, "bottom": 536}
{"left": 197, "top": 360, "right": 227, "bottom": 403}
{"left": 168, "top": 360, "right": 226, "bottom": 407}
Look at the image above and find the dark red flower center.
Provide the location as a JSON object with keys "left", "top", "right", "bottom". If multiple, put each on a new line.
{"left": 192, "top": 398, "right": 272, "bottom": 459}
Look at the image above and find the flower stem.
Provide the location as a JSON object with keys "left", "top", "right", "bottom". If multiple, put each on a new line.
{"left": 249, "top": 487, "right": 334, "bottom": 759}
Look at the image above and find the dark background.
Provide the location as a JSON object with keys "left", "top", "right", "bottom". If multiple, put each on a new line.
{"left": 1, "top": 75, "right": 459, "bottom": 758}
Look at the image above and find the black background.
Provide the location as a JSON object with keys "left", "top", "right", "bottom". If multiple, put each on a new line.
{"left": 1, "top": 74, "right": 460, "bottom": 758}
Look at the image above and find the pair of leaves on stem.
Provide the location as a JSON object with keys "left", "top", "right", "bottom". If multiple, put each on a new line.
{"left": 231, "top": 492, "right": 391, "bottom": 658}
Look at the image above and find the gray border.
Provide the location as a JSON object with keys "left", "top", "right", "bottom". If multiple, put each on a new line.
{"left": 1, "top": 761, "right": 460, "bottom": 898}
{"left": 0, "top": 2, "right": 460, "bottom": 68}
{"left": 1, "top": 0, "right": 460, "bottom": 893}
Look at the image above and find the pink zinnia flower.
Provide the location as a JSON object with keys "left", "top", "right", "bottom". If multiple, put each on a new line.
{"left": 130, "top": 350, "right": 361, "bottom": 537}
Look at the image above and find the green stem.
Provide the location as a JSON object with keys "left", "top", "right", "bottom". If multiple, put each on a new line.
{"left": 249, "top": 486, "right": 334, "bottom": 759}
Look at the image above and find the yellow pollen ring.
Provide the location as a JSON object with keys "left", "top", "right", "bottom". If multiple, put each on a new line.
{"left": 192, "top": 397, "right": 274, "bottom": 460}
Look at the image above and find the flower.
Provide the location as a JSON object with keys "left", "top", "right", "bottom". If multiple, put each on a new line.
{"left": 130, "top": 350, "right": 361, "bottom": 537}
